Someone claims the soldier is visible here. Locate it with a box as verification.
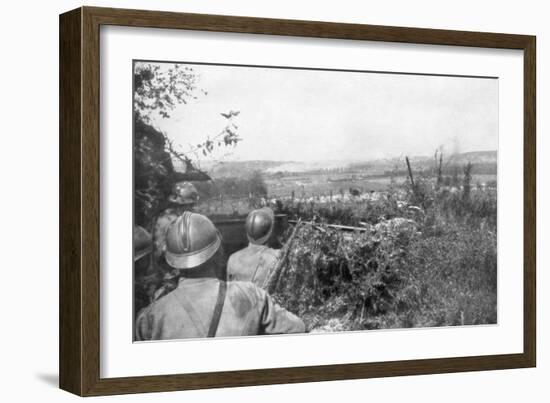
[134,225,153,273]
[133,225,158,316]
[227,208,280,287]
[153,181,200,264]
[135,212,305,340]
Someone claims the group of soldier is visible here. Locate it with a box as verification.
[134,181,306,340]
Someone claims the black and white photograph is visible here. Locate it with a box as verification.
[133,60,498,341]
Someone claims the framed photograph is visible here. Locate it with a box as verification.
[59,6,536,396]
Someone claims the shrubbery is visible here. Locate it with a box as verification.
[271,177,497,331]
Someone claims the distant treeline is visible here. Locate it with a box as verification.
[383,162,497,178]
[268,167,360,178]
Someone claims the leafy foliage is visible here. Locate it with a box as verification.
[273,223,409,330]
[133,62,242,226]
[134,63,200,121]
[134,116,175,225]
[271,169,497,332]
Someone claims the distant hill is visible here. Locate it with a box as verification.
[176,151,497,178]
[176,160,284,178]
[439,150,496,164]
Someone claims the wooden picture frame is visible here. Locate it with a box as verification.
[59,6,536,396]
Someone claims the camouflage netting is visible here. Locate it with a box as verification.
[271,219,418,332]
[272,210,496,332]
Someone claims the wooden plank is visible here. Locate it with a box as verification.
[81,6,102,395]
[83,6,533,49]
[523,36,537,367]
[289,219,369,232]
[59,7,82,396]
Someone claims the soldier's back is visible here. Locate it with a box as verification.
[227,244,280,287]
[135,277,304,340]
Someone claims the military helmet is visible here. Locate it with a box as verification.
[165,212,222,269]
[168,181,199,206]
[134,225,152,261]
[245,208,275,245]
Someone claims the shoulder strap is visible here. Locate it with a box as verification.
[207,280,227,337]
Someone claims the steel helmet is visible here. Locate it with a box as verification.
[165,212,222,269]
[168,182,199,205]
[245,208,275,245]
[134,225,152,261]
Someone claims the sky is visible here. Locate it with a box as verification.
[144,61,498,163]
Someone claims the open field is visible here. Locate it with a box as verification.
[196,170,497,218]
[265,173,497,199]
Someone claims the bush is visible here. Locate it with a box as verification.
[272,217,412,331]
[271,173,497,332]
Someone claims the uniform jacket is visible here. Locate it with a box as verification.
[135,277,305,340]
[227,244,281,287]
